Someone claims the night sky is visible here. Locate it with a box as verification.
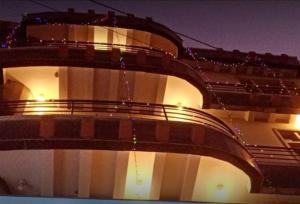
[1,0,300,58]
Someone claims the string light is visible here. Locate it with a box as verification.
[186,47,247,143]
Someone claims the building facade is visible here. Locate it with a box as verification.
[0,9,299,203]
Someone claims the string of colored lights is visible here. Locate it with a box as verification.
[2,5,298,148]
[2,14,296,145]
[112,14,140,185]
[54,0,288,191]
[1,24,21,48]
[186,47,244,141]
[2,4,296,192]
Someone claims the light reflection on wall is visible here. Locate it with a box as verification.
[192,156,251,203]
[163,76,203,110]
[4,66,59,100]
[27,25,178,56]
[124,151,155,200]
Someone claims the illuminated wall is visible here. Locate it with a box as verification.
[124,151,156,200]
[163,76,203,109]
[192,156,251,203]
[4,66,59,100]
[27,25,178,56]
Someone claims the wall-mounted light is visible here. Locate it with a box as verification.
[36,94,46,102]
[177,102,183,111]
[33,94,47,114]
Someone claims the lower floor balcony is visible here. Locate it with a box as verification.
[0,99,267,203]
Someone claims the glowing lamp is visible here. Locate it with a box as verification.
[36,94,46,102]
[177,102,183,111]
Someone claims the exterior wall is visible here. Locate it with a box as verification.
[3,67,202,109]
[206,109,298,147]
[26,25,178,56]
[4,66,59,100]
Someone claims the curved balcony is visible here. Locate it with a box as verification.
[21,11,183,54]
[0,99,263,192]
[0,99,232,136]
[0,41,210,107]
[15,40,170,57]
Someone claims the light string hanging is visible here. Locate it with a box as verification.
[85,0,291,192]
[186,48,295,191]
[186,47,298,145]
[192,50,298,96]
[186,47,244,142]
[3,7,295,145]
[1,3,145,187]
[112,14,141,187]
[30,13,245,143]
[3,2,293,193]
[1,24,21,48]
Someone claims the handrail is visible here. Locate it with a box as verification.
[246,144,300,166]
[12,40,174,58]
[0,99,235,137]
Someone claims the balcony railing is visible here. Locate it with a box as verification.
[246,145,300,166]
[13,40,172,57]
[0,99,234,137]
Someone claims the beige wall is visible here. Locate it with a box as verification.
[27,25,178,56]
[5,150,293,203]
[4,66,59,100]
[206,109,299,147]
[163,76,203,109]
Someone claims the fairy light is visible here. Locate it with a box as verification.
[110,14,141,187]
[2,8,296,194]
[186,47,246,143]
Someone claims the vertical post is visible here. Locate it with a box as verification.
[0,66,3,102]
[71,100,74,115]
[0,66,4,115]
[162,105,168,121]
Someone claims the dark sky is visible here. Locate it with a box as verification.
[1,0,300,58]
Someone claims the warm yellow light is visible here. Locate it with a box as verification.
[177,102,183,111]
[163,76,203,109]
[124,151,155,200]
[33,94,47,115]
[36,94,46,102]
[192,156,250,203]
[295,115,300,128]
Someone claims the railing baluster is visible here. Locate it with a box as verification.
[2,99,239,141]
[162,105,168,121]
[71,101,74,115]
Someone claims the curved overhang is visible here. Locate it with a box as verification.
[18,11,184,55]
[0,46,211,108]
[0,115,263,192]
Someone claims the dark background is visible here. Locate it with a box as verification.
[1,0,299,58]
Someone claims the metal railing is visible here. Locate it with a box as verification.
[14,40,173,58]
[246,145,300,166]
[0,99,234,137]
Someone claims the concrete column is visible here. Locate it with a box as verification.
[150,152,166,199]
[180,155,201,201]
[113,151,130,199]
[0,66,3,102]
[80,118,94,139]
[40,116,55,138]
[119,120,132,140]
[156,121,169,142]
[78,150,92,198]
